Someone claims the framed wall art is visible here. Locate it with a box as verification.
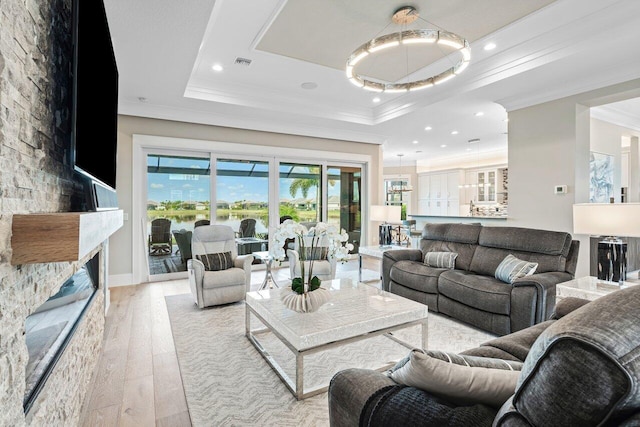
[589,151,614,203]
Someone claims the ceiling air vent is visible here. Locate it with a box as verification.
[234,57,252,67]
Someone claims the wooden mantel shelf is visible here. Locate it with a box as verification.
[11,210,124,265]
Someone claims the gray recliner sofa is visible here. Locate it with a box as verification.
[382,223,579,336]
[329,286,640,426]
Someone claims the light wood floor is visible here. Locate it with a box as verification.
[78,258,381,427]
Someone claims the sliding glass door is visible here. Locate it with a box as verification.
[328,165,362,253]
[141,149,366,281]
[278,162,322,225]
[146,153,211,277]
[216,158,270,255]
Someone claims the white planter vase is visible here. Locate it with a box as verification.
[281,287,331,313]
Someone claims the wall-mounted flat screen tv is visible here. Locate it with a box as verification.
[70,0,119,200]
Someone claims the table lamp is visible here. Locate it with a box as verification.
[371,205,401,247]
[573,203,640,283]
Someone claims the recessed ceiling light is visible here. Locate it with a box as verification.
[484,43,496,51]
[475,112,484,117]
[412,140,419,144]
[424,126,432,131]
[440,144,447,148]
[466,148,472,151]
[451,130,459,135]
[212,64,223,72]
[373,97,381,103]
[301,82,318,90]
[503,118,509,122]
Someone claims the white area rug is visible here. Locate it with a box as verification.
[165,293,495,427]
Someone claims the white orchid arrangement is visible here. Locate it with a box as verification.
[271,220,354,294]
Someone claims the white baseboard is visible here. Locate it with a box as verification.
[108,273,137,287]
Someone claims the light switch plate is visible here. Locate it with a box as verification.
[554,185,567,194]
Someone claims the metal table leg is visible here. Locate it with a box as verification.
[259,258,279,290]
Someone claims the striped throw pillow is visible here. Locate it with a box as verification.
[495,254,538,284]
[197,252,233,271]
[424,252,458,269]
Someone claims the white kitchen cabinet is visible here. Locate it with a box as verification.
[477,169,497,203]
[417,170,462,215]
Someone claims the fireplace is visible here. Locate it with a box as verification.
[23,253,100,413]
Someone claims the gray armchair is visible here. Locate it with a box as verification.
[187,225,252,308]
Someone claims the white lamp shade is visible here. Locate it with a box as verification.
[370,205,401,223]
[573,203,640,237]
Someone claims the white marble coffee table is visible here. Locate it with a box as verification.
[556,276,640,301]
[358,245,413,282]
[245,278,428,400]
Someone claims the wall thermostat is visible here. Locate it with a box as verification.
[554,185,568,194]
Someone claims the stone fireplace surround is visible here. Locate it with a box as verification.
[0,0,124,424]
[1,243,108,426]
[1,209,124,425]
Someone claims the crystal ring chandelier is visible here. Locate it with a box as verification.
[346,6,470,93]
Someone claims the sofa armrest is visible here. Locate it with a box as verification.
[328,368,396,427]
[235,254,253,290]
[510,271,574,332]
[381,249,423,291]
[187,258,205,308]
[549,296,591,319]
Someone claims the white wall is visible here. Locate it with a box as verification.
[508,100,591,276]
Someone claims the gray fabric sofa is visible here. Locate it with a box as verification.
[329,286,640,426]
[382,223,580,335]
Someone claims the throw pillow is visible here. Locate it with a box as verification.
[495,254,538,284]
[388,349,522,407]
[424,251,458,269]
[196,252,233,271]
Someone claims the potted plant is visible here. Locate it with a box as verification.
[271,220,353,312]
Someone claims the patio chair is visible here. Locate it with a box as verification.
[148,218,172,255]
[187,225,252,308]
[172,229,193,264]
[237,218,256,238]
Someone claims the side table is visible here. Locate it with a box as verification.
[358,245,413,282]
[556,276,640,301]
[252,251,280,290]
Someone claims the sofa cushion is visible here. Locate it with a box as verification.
[202,267,245,289]
[420,223,481,271]
[424,251,458,269]
[478,226,572,257]
[468,226,571,277]
[439,270,512,315]
[389,260,442,294]
[361,384,497,427]
[500,285,640,426]
[388,349,522,407]
[470,246,565,277]
[421,223,482,244]
[494,254,538,284]
[462,320,555,362]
